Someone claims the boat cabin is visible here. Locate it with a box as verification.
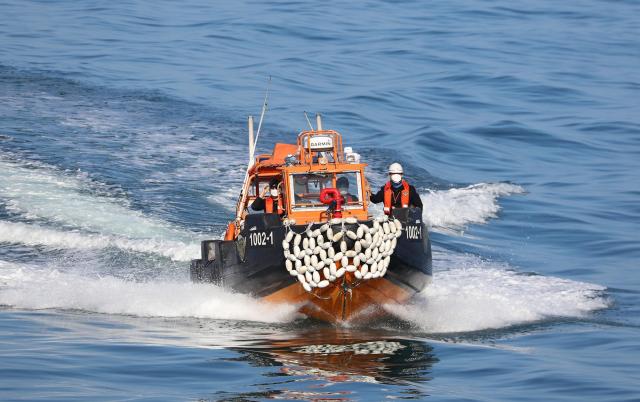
[226,123,370,240]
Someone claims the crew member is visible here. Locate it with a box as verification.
[336,176,358,203]
[251,178,282,214]
[370,163,422,215]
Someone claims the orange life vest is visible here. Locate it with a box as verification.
[383,180,410,215]
[265,195,283,215]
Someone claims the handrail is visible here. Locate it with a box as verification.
[297,130,344,165]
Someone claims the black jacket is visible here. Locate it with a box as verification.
[370,182,423,209]
[251,196,279,212]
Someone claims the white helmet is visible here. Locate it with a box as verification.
[388,162,403,174]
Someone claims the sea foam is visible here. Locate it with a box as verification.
[0,260,299,323]
[0,156,193,241]
[384,251,609,333]
[0,221,199,261]
[0,254,608,332]
[421,183,525,231]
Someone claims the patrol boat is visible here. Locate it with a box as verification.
[190,114,432,323]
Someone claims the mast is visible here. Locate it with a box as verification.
[248,115,254,164]
[236,79,270,221]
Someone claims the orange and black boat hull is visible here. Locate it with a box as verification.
[191,208,431,324]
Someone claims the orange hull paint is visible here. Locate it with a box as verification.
[262,273,413,323]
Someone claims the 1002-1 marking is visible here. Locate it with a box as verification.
[405,225,422,240]
[248,231,274,247]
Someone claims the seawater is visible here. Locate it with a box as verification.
[1,1,638,400]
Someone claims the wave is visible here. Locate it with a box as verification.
[207,187,241,212]
[421,183,524,231]
[0,260,299,323]
[0,154,523,259]
[1,251,608,333]
[0,155,195,242]
[0,221,199,261]
[385,252,609,333]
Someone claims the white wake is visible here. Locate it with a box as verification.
[0,155,208,261]
[2,154,607,332]
[0,261,299,323]
[0,221,199,261]
[384,252,609,333]
[0,253,609,331]
[0,156,193,242]
[421,183,524,231]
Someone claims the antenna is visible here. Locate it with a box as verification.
[237,77,271,221]
[250,76,271,166]
[248,116,254,164]
[304,111,314,130]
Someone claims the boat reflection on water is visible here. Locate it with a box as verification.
[226,327,438,400]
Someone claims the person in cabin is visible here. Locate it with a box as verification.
[251,178,282,214]
[336,176,359,203]
[370,162,422,214]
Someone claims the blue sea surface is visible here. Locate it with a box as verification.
[1,1,639,400]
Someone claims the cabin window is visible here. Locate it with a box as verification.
[335,172,361,205]
[246,179,262,213]
[290,173,331,207]
[289,171,363,210]
[247,178,283,213]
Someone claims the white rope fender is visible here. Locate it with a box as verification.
[282,215,403,292]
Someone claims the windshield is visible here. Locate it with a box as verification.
[291,173,331,206]
[289,171,362,209]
